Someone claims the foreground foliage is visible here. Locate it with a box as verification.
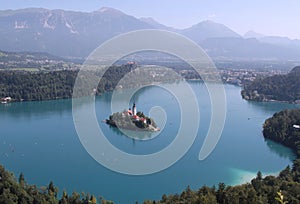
[0,165,104,204]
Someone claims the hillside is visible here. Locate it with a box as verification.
[0,63,182,102]
[0,64,135,101]
[0,7,153,57]
[241,66,300,102]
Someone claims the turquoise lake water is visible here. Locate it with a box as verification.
[0,82,298,203]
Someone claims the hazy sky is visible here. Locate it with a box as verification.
[1,0,299,39]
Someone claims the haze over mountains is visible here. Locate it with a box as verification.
[1,7,300,60]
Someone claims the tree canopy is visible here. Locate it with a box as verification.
[241,66,300,102]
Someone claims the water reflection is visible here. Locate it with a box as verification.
[246,100,300,115]
[0,99,72,119]
[108,125,157,140]
[265,139,296,161]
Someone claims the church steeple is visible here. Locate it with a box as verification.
[132,102,137,116]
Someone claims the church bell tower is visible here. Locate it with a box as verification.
[132,102,137,116]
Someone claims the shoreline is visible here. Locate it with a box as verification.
[228,167,281,186]
[105,119,160,132]
[243,97,300,104]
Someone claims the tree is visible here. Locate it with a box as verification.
[48,181,58,198]
[216,182,226,203]
[90,195,97,204]
[18,172,25,187]
[257,171,262,180]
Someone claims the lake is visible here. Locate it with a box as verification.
[0,82,298,203]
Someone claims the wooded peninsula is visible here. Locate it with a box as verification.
[242,66,300,103]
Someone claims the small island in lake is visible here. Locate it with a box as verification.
[105,102,160,132]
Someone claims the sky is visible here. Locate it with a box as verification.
[0,0,299,39]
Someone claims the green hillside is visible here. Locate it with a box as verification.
[242,66,300,103]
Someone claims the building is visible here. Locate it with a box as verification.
[132,102,137,116]
[1,97,12,104]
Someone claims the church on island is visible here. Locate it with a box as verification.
[123,102,147,124]
[105,102,159,132]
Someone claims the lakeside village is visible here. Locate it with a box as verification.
[105,102,160,132]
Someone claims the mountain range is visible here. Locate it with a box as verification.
[1,7,300,60]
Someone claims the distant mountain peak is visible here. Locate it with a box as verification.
[244,30,265,39]
[96,7,125,15]
[182,20,241,42]
[140,17,157,24]
[193,20,223,27]
[199,19,216,24]
[139,17,175,30]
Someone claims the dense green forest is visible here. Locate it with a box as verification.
[0,70,78,101]
[0,64,134,101]
[2,109,300,203]
[241,66,300,102]
[0,63,182,102]
[263,109,300,157]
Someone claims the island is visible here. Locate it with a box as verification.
[105,102,160,132]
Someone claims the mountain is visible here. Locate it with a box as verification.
[200,37,300,60]
[181,20,241,43]
[244,30,265,39]
[139,17,176,31]
[0,7,300,61]
[0,7,153,57]
[259,36,300,50]
[260,36,293,46]
[244,30,300,48]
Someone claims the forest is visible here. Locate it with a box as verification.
[263,109,300,157]
[0,64,134,101]
[241,66,300,103]
[0,63,182,102]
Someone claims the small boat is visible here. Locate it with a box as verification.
[293,125,300,129]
